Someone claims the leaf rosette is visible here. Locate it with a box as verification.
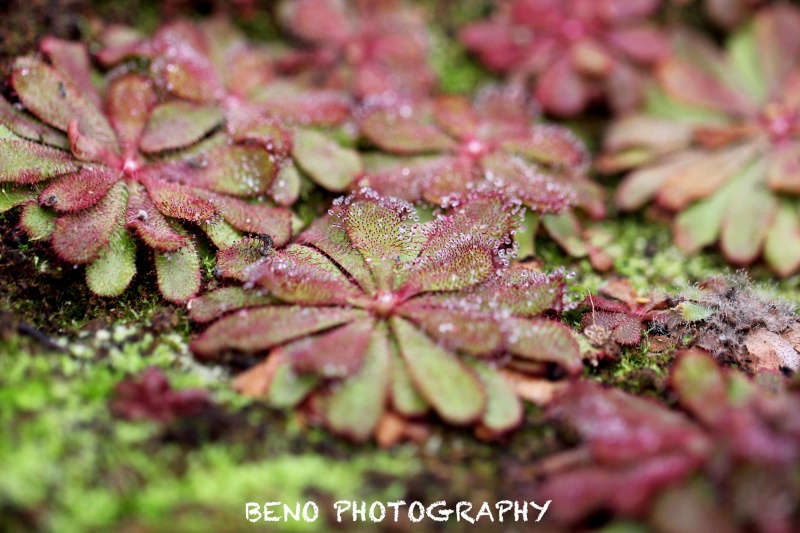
[276,0,436,99]
[0,38,292,302]
[189,190,582,440]
[98,18,364,200]
[600,5,800,276]
[461,0,669,116]
[355,87,604,259]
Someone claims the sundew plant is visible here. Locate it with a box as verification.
[2,1,800,532]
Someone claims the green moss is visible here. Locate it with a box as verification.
[0,332,420,533]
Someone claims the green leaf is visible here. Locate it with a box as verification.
[679,302,715,322]
[19,202,56,240]
[200,219,242,249]
[0,139,78,184]
[391,317,485,425]
[140,101,224,153]
[292,128,362,191]
[514,209,539,260]
[86,225,136,296]
[764,202,800,277]
[323,323,391,441]
[470,361,522,433]
[0,185,36,213]
[155,238,201,304]
[268,367,318,408]
[727,25,766,104]
[389,342,428,416]
[542,211,587,257]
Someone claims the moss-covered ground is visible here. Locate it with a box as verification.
[2,2,799,532]
[5,208,797,532]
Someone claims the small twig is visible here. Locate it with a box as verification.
[16,322,70,354]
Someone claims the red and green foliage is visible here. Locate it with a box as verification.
[0,37,293,302]
[276,0,436,99]
[531,349,800,530]
[461,0,669,116]
[110,367,212,423]
[580,278,670,352]
[601,5,800,276]
[356,87,604,259]
[188,191,581,440]
[98,18,363,197]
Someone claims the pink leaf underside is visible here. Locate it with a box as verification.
[460,20,528,72]
[0,96,68,149]
[155,144,277,197]
[107,74,157,150]
[606,25,670,65]
[536,453,703,524]
[191,305,367,358]
[294,214,377,295]
[139,101,224,153]
[50,180,127,264]
[40,38,102,109]
[549,381,710,464]
[221,45,276,99]
[284,317,375,377]
[210,195,293,246]
[39,166,120,212]
[657,59,754,116]
[0,139,79,184]
[146,22,226,102]
[125,180,186,252]
[250,245,365,306]
[535,57,590,117]
[226,111,292,156]
[361,108,457,155]
[11,57,117,153]
[249,82,351,126]
[754,6,800,97]
[140,174,218,223]
[188,287,275,324]
[281,0,351,44]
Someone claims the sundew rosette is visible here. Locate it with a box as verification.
[0,38,293,302]
[98,18,365,201]
[355,87,604,262]
[188,190,581,440]
[600,5,800,276]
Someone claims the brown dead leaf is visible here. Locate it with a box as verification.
[375,412,429,448]
[499,369,567,405]
[744,328,800,373]
[232,353,284,396]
